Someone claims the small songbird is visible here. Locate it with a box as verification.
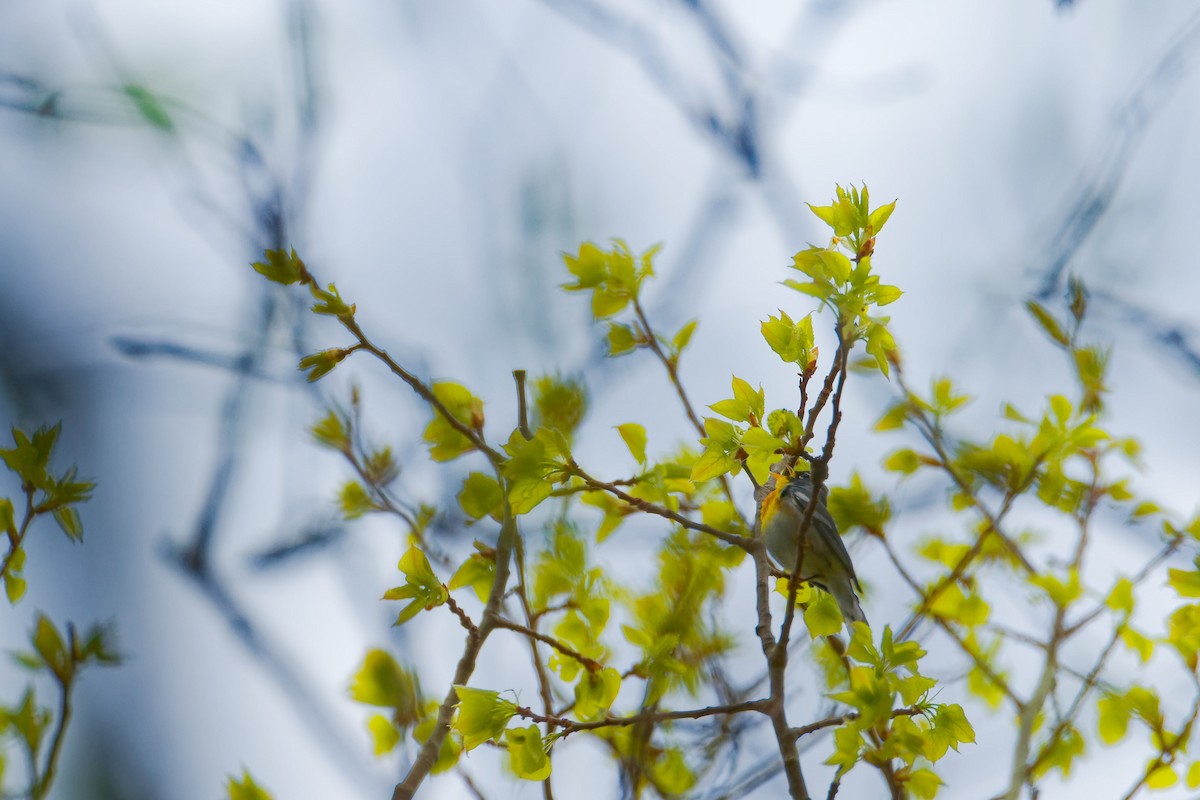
[761,471,867,628]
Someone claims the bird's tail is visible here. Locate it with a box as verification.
[829,583,868,630]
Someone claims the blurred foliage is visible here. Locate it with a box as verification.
[1,425,119,800]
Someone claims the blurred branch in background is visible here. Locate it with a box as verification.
[1031,10,1200,378]
[536,0,857,322]
[2,0,394,794]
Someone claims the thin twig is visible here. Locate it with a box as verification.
[445,595,478,634]
[494,617,603,672]
[31,675,74,800]
[790,706,924,740]
[513,698,768,735]
[514,370,533,441]
[569,461,751,551]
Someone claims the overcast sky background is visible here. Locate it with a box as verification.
[2,1,1200,798]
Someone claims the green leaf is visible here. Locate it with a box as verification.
[875,403,909,431]
[792,247,853,283]
[251,248,306,285]
[873,284,903,306]
[933,704,975,752]
[310,410,350,451]
[1030,725,1084,780]
[53,506,83,542]
[501,431,564,515]
[532,375,589,440]
[868,200,897,234]
[803,589,844,638]
[76,622,121,666]
[383,547,448,625]
[422,383,484,462]
[309,282,354,317]
[672,319,698,353]
[413,713,463,773]
[606,322,640,356]
[458,473,504,521]
[1097,694,1130,745]
[1106,578,1134,615]
[1,424,59,490]
[766,409,805,442]
[506,724,552,781]
[227,769,274,800]
[826,725,863,774]
[562,242,607,289]
[1030,569,1081,608]
[298,349,347,382]
[740,426,784,484]
[32,615,69,681]
[454,686,516,751]
[1168,568,1200,598]
[1049,394,1072,424]
[1121,626,1154,663]
[5,573,27,604]
[367,714,401,756]
[574,667,621,721]
[591,287,629,318]
[883,448,922,475]
[690,446,739,483]
[761,311,815,365]
[448,549,496,603]
[1186,761,1200,789]
[967,663,1006,710]
[1026,300,1069,346]
[348,649,421,726]
[865,323,897,377]
[1146,764,1178,790]
[0,497,13,532]
[6,688,50,755]
[807,198,858,237]
[616,423,648,465]
[650,749,696,795]
[339,481,372,519]
[896,671,937,707]
[905,768,943,800]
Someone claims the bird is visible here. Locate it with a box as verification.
[760,471,867,629]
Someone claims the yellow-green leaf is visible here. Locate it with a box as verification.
[454,686,517,751]
[1186,760,1200,789]
[1121,626,1154,663]
[449,551,496,603]
[1026,300,1069,346]
[905,768,943,800]
[384,547,448,625]
[423,383,484,462]
[506,724,552,781]
[651,749,696,794]
[574,667,621,721]
[690,446,739,483]
[227,770,274,800]
[1097,694,1130,745]
[1106,578,1134,615]
[349,649,421,718]
[367,714,402,756]
[616,423,648,465]
[1146,764,1178,790]
[804,589,844,638]
[1168,568,1200,598]
[458,473,503,521]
